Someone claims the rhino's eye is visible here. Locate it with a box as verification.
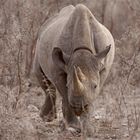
[94,85,97,89]
[92,83,97,89]
[90,82,97,89]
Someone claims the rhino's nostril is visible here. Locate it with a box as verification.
[84,104,88,109]
[70,103,88,110]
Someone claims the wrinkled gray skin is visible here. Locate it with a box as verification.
[33,4,115,136]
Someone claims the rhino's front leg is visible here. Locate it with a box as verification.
[80,112,94,138]
[54,74,80,133]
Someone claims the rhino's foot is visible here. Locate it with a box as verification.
[67,122,94,137]
[41,113,57,122]
[60,120,81,137]
[59,121,81,137]
[40,109,57,122]
[67,126,81,137]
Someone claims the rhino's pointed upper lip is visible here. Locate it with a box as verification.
[70,103,89,116]
[70,102,89,109]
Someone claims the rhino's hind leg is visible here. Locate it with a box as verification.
[40,79,57,122]
[36,66,57,122]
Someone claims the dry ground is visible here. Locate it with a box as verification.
[0,75,140,140]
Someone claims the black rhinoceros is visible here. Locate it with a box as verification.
[33,4,115,136]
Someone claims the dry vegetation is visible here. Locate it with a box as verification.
[0,0,140,140]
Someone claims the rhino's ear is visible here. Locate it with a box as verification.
[52,47,69,71]
[95,44,111,60]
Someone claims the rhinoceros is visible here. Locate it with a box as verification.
[33,4,115,135]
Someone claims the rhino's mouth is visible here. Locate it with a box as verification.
[70,104,88,116]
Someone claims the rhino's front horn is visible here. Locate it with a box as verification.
[73,66,85,94]
[76,66,86,81]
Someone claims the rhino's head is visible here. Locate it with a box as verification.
[52,45,111,116]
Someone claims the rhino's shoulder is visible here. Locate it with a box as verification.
[37,15,58,39]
